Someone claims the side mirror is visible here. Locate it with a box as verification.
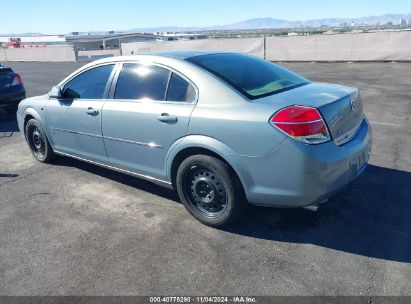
[49,86,63,99]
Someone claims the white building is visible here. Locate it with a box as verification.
[152,32,207,41]
[0,35,66,47]
[65,32,158,50]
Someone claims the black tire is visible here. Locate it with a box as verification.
[25,119,55,163]
[176,154,247,227]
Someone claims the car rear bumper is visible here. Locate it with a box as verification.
[242,117,372,208]
[0,86,26,108]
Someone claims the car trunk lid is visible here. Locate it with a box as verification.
[258,82,364,145]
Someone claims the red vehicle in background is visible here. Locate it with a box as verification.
[7,38,21,48]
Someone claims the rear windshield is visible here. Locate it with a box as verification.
[0,67,12,73]
[186,53,309,99]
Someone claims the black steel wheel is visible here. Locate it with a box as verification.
[176,154,247,227]
[186,166,228,218]
[25,119,55,163]
[30,126,46,158]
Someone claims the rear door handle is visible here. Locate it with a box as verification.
[157,113,178,123]
[86,107,99,116]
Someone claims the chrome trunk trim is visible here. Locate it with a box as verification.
[333,117,364,146]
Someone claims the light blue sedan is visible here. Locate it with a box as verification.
[17,52,372,227]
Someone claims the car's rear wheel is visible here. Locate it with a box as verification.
[176,154,247,227]
[25,119,55,163]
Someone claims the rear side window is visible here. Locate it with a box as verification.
[115,64,170,100]
[63,64,114,99]
[166,73,196,102]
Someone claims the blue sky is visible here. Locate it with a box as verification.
[2,0,411,34]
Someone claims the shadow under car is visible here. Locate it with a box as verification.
[50,156,411,264]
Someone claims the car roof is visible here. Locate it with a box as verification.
[0,64,12,72]
[60,51,238,87]
[89,51,236,66]
[148,51,233,60]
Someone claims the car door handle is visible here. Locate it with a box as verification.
[157,113,178,123]
[86,107,99,116]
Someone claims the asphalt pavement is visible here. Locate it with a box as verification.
[0,61,410,296]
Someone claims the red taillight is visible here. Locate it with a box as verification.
[270,105,330,144]
[11,74,23,86]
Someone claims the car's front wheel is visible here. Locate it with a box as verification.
[176,154,247,227]
[25,119,55,163]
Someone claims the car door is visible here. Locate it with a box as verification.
[102,62,197,181]
[46,63,116,164]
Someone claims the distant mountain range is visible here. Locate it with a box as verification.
[215,14,411,30]
[128,13,411,32]
[1,13,410,36]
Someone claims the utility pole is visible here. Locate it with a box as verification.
[264,34,267,60]
[2,47,7,62]
[119,38,122,56]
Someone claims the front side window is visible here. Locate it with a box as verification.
[115,64,171,100]
[63,64,114,99]
[186,53,309,99]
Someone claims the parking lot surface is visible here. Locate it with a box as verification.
[0,62,410,295]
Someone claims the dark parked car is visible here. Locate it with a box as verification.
[0,64,26,114]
